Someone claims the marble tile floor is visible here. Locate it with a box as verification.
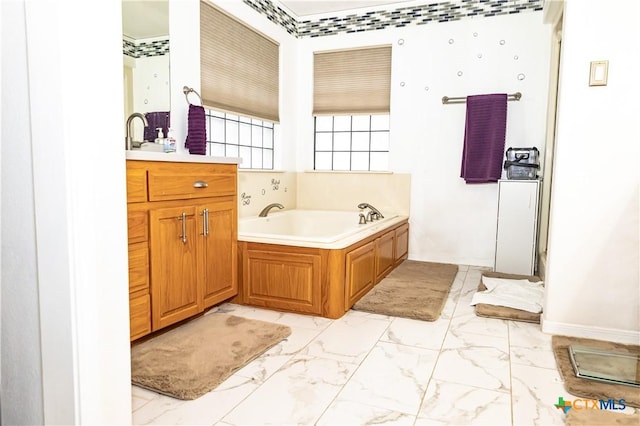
[131,265,633,425]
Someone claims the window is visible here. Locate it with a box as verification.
[313,45,391,171]
[200,1,280,168]
[314,115,389,171]
[206,109,274,170]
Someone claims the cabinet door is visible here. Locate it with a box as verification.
[394,223,409,264]
[149,205,202,330]
[243,249,322,315]
[200,199,238,308]
[375,231,395,282]
[495,180,539,275]
[345,241,376,307]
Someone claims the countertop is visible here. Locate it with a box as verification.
[126,150,242,165]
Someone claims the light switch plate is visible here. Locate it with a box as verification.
[589,60,609,86]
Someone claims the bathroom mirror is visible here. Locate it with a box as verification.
[122,0,170,142]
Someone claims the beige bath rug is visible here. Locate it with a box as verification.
[566,408,640,426]
[474,271,542,323]
[352,260,458,321]
[552,335,640,408]
[131,313,291,400]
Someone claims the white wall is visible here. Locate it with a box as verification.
[1,0,132,423]
[1,2,44,423]
[172,3,551,267]
[297,13,552,266]
[543,0,640,343]
[237,171,298,217]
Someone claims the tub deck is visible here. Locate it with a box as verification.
[235,216,409,319]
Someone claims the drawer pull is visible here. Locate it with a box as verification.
[193,180,208,189]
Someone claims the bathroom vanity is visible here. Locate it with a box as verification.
[125,152,240,341]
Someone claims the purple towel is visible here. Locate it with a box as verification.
[185,104,207,155]
[460,94,508,183]
[143,111,170,142]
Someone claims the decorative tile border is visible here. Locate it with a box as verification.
[123,38,170,58]
[243,0,543,38]
[244,0,298,36]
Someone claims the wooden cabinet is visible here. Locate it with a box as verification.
[394,222,409,264]
[242,247,322,315]
[201,199,237,308]
[149,205,202,330]
[375,230,395,282]
[345,241,377,307]
[126,160,237,340]
[237,219,409,319]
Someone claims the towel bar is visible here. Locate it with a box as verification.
[442,92,522,104]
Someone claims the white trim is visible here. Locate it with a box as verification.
[541,317,640,345]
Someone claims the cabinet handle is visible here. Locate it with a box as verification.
[193,180,208,188]
[201,208,209,236]
[177,212,187,244]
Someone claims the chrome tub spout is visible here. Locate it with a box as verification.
[259,203,284,217]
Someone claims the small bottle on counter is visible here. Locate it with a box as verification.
[155,128,164,144]
[164,128,176,152]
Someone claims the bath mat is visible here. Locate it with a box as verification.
[474,271,542,323]
[131,313,291,400]
[566,408,640,426]
[552,335,640,408]
[352,260,458,321]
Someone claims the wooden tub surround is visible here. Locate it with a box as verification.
[235,219,409,319]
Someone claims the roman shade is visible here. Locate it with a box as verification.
[313,45,392,116]
[200,1,280,123]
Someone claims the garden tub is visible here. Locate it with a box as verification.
[236,209,410,318]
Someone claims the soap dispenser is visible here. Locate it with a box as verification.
[165,127,176,152]
[155,128,164,144]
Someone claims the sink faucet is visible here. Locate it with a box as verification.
[259,203,284,217]
[357,202,384,219]
[125,112,149,150]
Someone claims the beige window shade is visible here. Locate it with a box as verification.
[314,45,391,116]
[200,1,279,123]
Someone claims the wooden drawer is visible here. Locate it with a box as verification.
[128,210,148,244]
[147,162,236,201]
[129,294,151,341]
[126,168,147,203]
[128,241,149,294]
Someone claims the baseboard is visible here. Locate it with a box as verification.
[541,318,640,345]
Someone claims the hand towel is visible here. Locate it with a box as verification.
[143,111,170,142]
[185,104,207,155]
[460,94,508,183]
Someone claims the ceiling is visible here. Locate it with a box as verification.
[278,0,416,17]
[122,1,169,40]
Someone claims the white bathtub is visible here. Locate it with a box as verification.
[238,209,407,249]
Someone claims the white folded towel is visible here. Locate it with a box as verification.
[470,276,544,313]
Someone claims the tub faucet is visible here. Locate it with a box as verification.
[125,112,149,150]
[259,203,284,217]
[357,202,384,220]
